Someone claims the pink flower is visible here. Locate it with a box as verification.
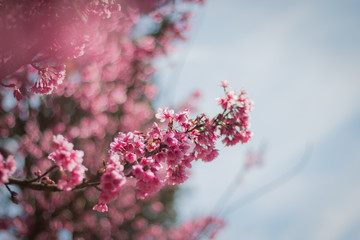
[93,155,127,212]
[92,83,253,211]
[92,203,108,212]
[48,135,87,191]
[136,172,162,199]
[30,65,66,95]
[100,170,125,193]
[126,152,137,163]
[164,131,178,147]
[132,164,144,178]
[220,80,229,88]
[155,108,174,122]
[0,154,17,187]
[168,164,188,185]
[175,109,189,124]
[13,88,23,101]
[216,97,231,109]
[110,132,146,160]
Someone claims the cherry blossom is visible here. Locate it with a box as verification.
[91,83,253,211]
[48,135,87,191]
[0,0,257,239]
[0,154,17,187]
[155,107,175,122]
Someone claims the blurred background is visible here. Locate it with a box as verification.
[155,0,360,239]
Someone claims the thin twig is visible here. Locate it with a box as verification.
[4,183,12,195]
[193,146,311,240]
[222,147,312,217]
[27,165,59,183]
[8,178,61,192]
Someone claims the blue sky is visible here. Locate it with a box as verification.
[156,0,360,239]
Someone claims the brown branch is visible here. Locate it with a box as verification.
[8,177,61,192]
[73,178,101,191]
[7,176,103,192]
[4,184,19,204]
[5,115,227,194]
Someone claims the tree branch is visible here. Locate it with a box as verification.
[27,165,59,183]
[8,177,61,192]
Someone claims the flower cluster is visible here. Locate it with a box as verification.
[93,83,253,211]
[0,154,17,187]
[0,0,258,238]
[93,154,126,212]
[216,80,254,146]
[29,64,66,95]
[0,0,123,97]
[48,135,87,191]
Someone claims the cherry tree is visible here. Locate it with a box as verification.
[0,1,252,239]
